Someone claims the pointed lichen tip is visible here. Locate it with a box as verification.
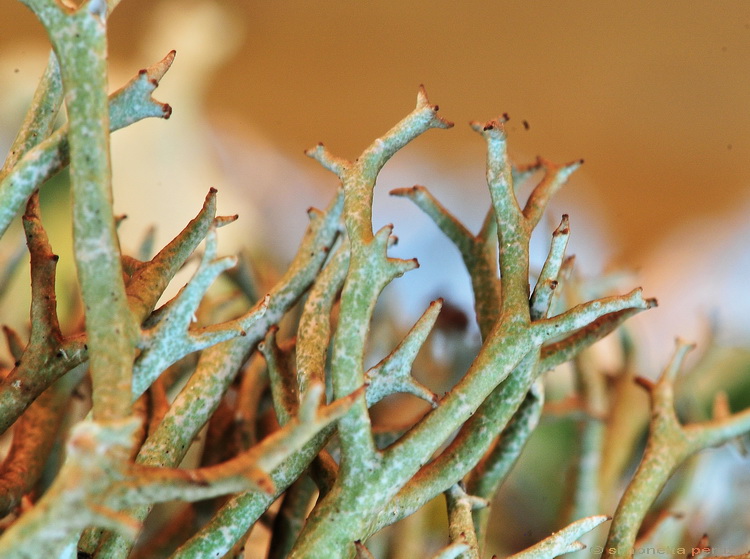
[634,375,655,392]
[304,143,324,157]
[471,115,508,135]
[553,214,570,235]
[417,84,429,106]
[148,50,177,83]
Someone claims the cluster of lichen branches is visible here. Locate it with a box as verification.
[1,1,750,559]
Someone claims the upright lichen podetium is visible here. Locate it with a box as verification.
[20,0,137,422]
[289,90,652,558]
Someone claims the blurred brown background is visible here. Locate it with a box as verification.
[4,1,750,262]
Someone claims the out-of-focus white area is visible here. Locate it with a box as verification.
[632,198,750,371]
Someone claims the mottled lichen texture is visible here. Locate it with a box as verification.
[1,2,749,559]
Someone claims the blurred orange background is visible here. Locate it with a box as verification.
[4,1,750,259]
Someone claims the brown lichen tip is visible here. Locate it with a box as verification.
[304,144,321,158]
[147,50,177,83]
[471,115,509,134]
[417,84,430,106]
[634,376,655,392]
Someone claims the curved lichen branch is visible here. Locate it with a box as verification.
[126,188,220,321]
[108,50,174,128]
[390,186,475,257]
[391,185,501,336]
[605,339,750,557]
[466,379,545,544]
[309,86,453,244]
[470,116,529,315]
[0,50,62,182]
[537,304,655,374]
[95,192,344,558]
[531,288,652,344]
[0,50,176,241]
[260,326,298,425]
[361,86,453,177]
[445,483,488,559]
[305,143,350,177]
[302,88,452,483]
[114,383,358,507]
[530,214,570,320]
[0,194,82,517]
[506,515,611,559]
[522,157,583,229]
[364,299,441,408]
[296,236,350,396]
[0,193,86,435]
[132,224,270,398]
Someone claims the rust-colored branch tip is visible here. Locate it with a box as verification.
[147,50,177,83]
[634,376,655,392]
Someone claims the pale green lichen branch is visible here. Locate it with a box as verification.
[364,298,441,408]
[530,214,570,320]
[131,224,270,398]
[445,483,489,559]
[21,0,137,421]
[506,515,611,559]
[296,236,350,395]
[0,50,62,181]
[604,339,750,557]
[0,50,174,240]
